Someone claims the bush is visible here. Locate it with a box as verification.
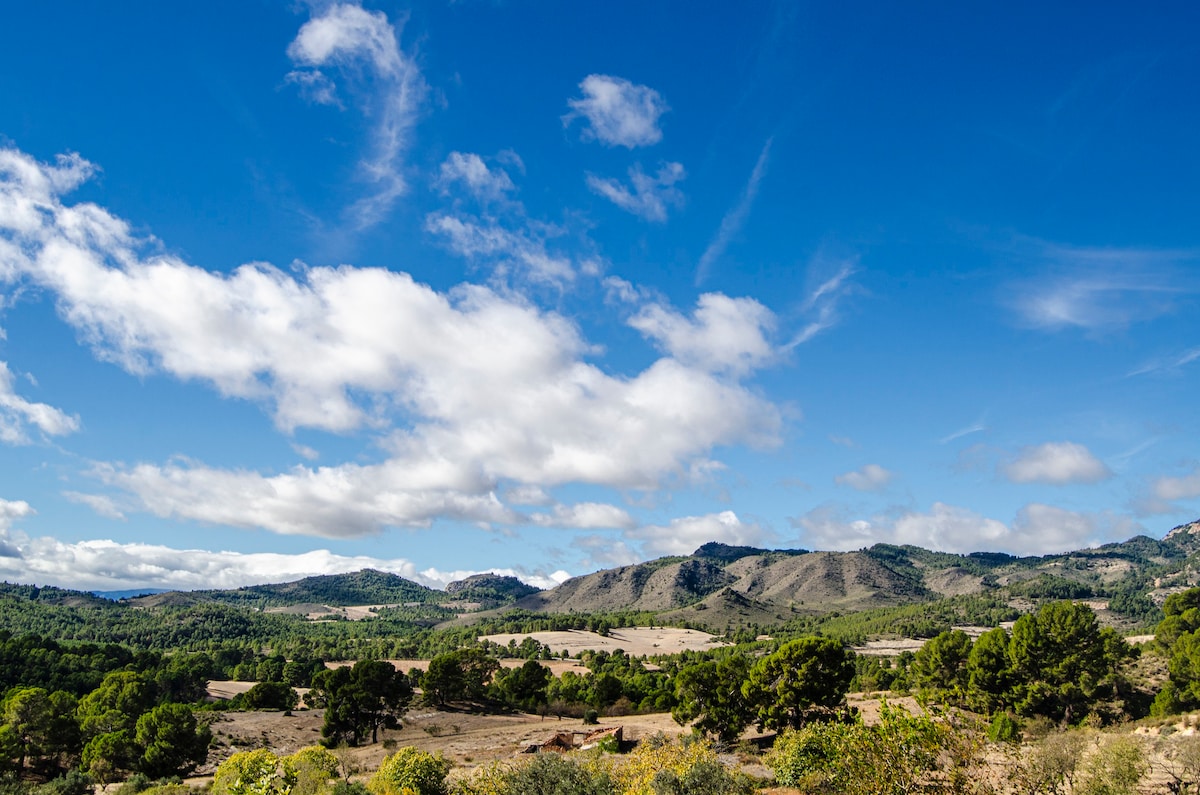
[368,747,451,795]
[330,783,370,795]
[1153,683,1184,717]
[213,749,284,795]
[239,682,299,712]
[139,785,195,795]
[1014,730,1089,795]
[492,754,613,795]
[34,771,93,795]
[614,737,743,795]
[285,746,341,795]
[583,709,600,725]
[648,759,753,795]
[988,712,1021,743]
[1078,736,1146,795]
[767,703,987,794]
[115,773,154,795]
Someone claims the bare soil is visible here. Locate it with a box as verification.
[199,706,690,782]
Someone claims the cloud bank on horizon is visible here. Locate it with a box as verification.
[0,1,1196,592]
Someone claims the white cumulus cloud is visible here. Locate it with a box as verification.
[0,361,79,443]
[0,147,781,539]
[630,293,775,376]
[436,152,516,203]
[1002,441,1112,485]
[1155,468,1200,501]
[628,510,767,557]
[564,75,668,148]
[0,526,567,592]
[792,501,1137,556]
[531,502,636,530]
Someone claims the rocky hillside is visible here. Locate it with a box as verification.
[500,524,1199,627]
[513,546,927,619]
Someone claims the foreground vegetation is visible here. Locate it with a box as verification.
[0,524,1199,793]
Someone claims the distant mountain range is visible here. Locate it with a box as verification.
[502,523,1200,627]
[5,518,1199,633]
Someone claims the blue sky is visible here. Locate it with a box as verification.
[0,1,1197,592]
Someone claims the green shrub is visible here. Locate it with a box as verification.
[988,712,1021,743]
[767,703,987,794]
[1153,683,1184,717]
[495,754,613,795]
[34,771,93,795]
[648,759,753,795]
[368,747,451,795]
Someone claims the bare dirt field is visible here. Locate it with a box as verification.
[196,693,1200,794]
[199,706,690,780]
[479,627,728,656]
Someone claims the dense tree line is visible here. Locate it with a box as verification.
[909,601,1135,723]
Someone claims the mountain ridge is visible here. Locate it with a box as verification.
[2,522,1194,632]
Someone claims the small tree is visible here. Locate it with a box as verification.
[671,655,751,743]
[422,649,498,707]
[911,630,972,704]
[134,703,211,779]
[742,637,854,731]
[310,661,412,747]
[240,682,300,711]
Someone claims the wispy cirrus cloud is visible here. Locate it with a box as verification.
[1005,239,1199,333]
[586,161,686,223]
[785,254,859,348]
[695,138,772,286]
[1127,346,1200,377]
[286,2,427,230]
[940,417,988,445]
[564,75,668,148]
[424,212,577,285]
[427,150,599,285]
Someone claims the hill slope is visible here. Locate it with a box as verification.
[499,526,1199,629]
[126,568,445,609]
